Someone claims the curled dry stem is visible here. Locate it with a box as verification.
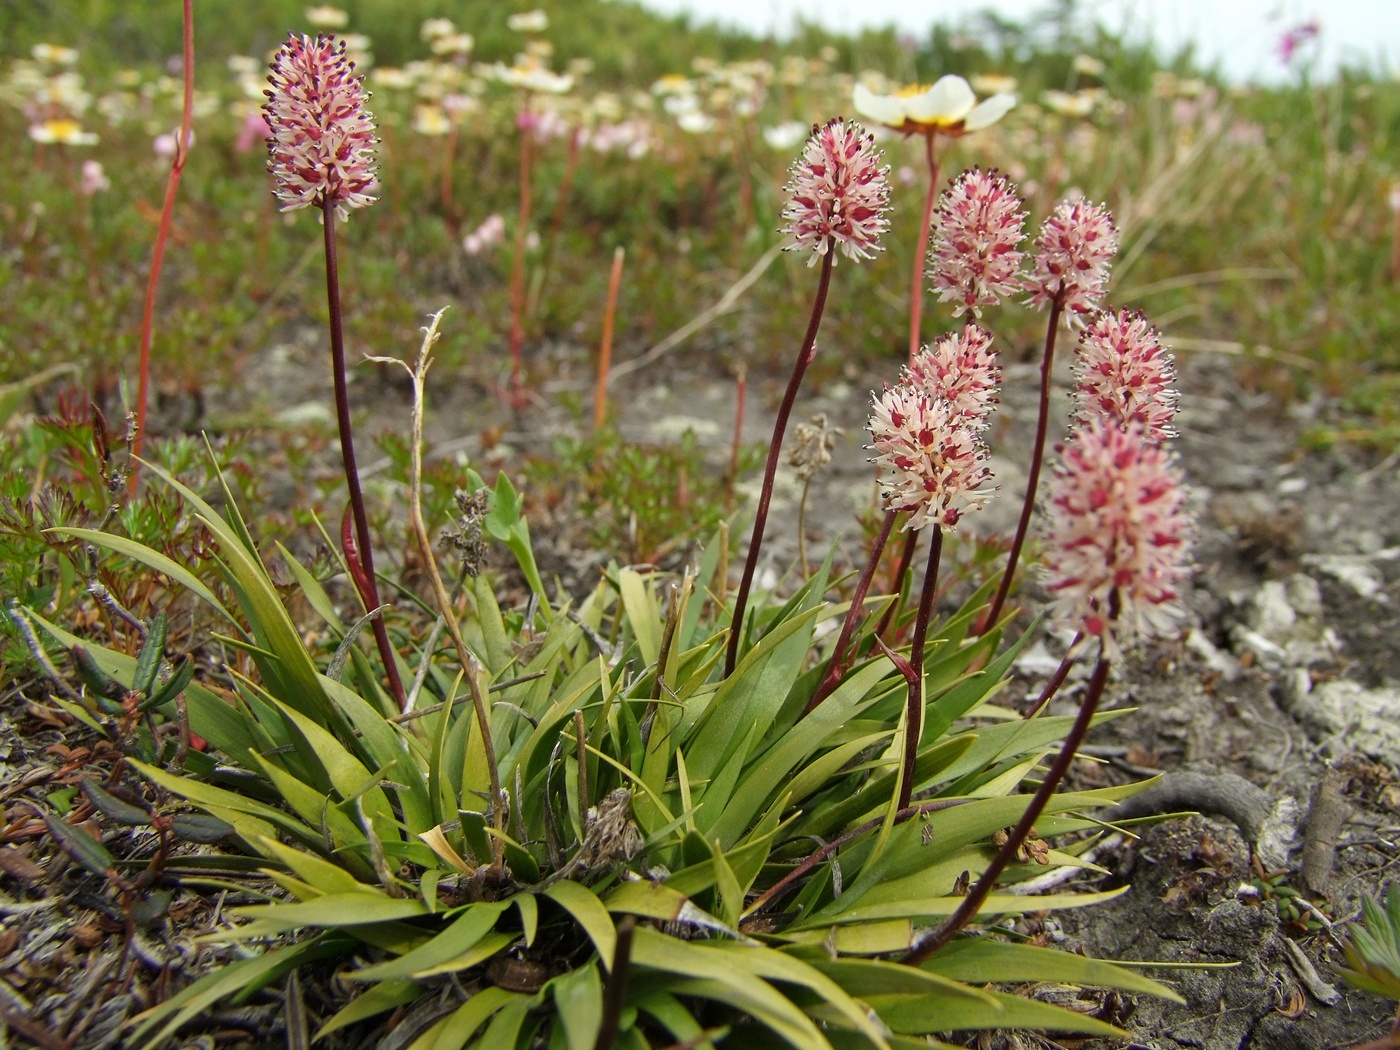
[372,308,506,869]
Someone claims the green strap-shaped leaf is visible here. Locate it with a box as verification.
[228,892,429,936]
[351,900,512,981]
[917,937,1185,1003]
[549,963,603,1050]
[314,979,422,1041]
[543,880,617,966]
[868,986,1126,1036]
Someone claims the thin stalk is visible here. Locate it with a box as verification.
[805,508,897,715]
[397,311,506,867]
[724,366,747,513]
[594,916,635,1050]
[593,246,625,431]
[981,295,1065,633]
[724,249,834,677]
[907,132,941,364]
[874,526,919,640]
[322,205,406,710]
[1024,633,1082,719]
[898,528,944,811]
[905,648,1110,964]
[129,0,193,495]
[507,103,534,404]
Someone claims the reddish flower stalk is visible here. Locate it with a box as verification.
[724,119,890,677]
[507,103,534,405]
[898,526,944,810]
[264,33,405,709]
[981,199,1118,633]
[908,133,940,363]
[129,0,194,495]
[593,246,625,431]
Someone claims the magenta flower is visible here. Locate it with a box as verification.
[869,384,994,532]
[1073,308,1179,442]
[1041,419,1193,661]
[264,33,378,221]
[782,118,891,266]
[928,167,1027,317]
[905,323,1001,427]
[1025,199,1117,315]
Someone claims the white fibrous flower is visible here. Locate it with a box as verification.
[781,117,891,266]
[906,324,1001,428]
[1041,418,1193,662]
[869,384,995,532]
[264,33,378,221]
[1073,308,1179,442]
[928,167,1027,317]
[1025,198,1117,315]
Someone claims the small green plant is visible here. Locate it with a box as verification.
[1340,884,1400,1001]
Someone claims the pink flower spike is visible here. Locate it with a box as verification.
[1073,308,1179,442]
[928,167,1027,317]
[264,33,378,221]
[1025,198,1118,315]
[1040,419,1193,663]
[906,323,1001,427]
[782,118,891,266]
[869,383,995,533]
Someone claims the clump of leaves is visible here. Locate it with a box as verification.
[1339,883,1400,1002]
[23,450,1183,1050]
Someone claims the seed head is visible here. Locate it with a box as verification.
[906,323,1001,428]
[1025,199,1117,315]
[264,33,378,221]
[1073,308,1179,442]
[782,118,891,266]
[928,168,1027,317]
[869,383,994,533]
[1041,419,1193,662]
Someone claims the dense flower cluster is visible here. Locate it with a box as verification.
[1025,199,1118,315]
[1073,309,1179,441]
[928,168,1027,317]
[781,118,891,266]
[1040,419,1193,661]
[264,33,378,220]
[906,324,1001,427]
[869,383,994,532]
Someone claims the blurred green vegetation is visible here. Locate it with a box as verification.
[4,0,1400,447]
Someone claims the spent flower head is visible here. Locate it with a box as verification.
[906,324,1001,427]
[928,167,1027,317]
[264,33,378,221]
[781,117,891,266]
[869,384,994,532]
[1025,198,1118,315]
[1073,308,1179,442]
[1041,418,1193,662]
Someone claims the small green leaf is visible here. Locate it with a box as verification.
[42,810,114,877]
[314,979,422,1041]
[550,963,603,1050]
[543,880,616,966]
[81,779,150,826]
[141,654,196,711]
[133,612,167,697]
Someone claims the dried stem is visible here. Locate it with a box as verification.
[322,205,406,710]
[805,508,897,715]
[129,0,194,495]
[595,916,635,1050]
[906,647,1109,964]
[392,309,506,868]
[593,246,626,431]
[981,295,1065,633]
[725,249,834,677]
[899,528,944,810]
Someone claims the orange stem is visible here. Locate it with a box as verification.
[593,246,625,431]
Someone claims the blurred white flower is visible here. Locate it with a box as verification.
[507,10,549,32]
[305,6,349,29]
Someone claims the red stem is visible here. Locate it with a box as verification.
[593,246,625,431]
[981,295,1065,633]
[874,526,919,640]
[907,133,941,364]
[129,0,194,495]
[322,206,406,710]
[507,105,533,404]
[724,249,834,677]
[905,648,1109,964]
[805,508,897,715]
[899,528,944,810]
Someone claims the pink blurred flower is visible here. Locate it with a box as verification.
[1041,418,1193,661]
[1025,198,1118,315]
[153,128,195,158]
[235,107,273,154]
[928,167,1027,317]
[1277,19,1321,65]
[1073,308,1179,442]
[263,33,377,221]
[80,159,109,195]
[905,323,1000,427]
[463,213,505,256]
[869,382,995,532]
[781,118,891,266]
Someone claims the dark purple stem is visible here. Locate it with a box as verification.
[1024,632,1082,719]
[899,528,944,810]
[874,526,919,641]
[805,508,897,715]
[981,295,1065,634]
[905,647,1109,965]
[323,206,406,710]
[724,249,834,677]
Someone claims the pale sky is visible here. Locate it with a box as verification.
[631,0,1398,82]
